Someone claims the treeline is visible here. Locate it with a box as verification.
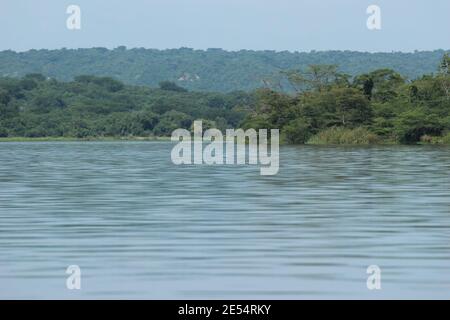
[0,75,252,138]
[242,54,450,144]
[0,47,448,92]
[1,54,449,144]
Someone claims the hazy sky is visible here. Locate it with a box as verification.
[0,0,448,52]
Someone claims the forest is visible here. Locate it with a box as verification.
[0,54,449,144]
[243,54,450,144]
[0,75,251,138]
[0,48,447,92]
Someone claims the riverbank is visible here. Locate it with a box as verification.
[0,136,172,142]
[1,130,450,145]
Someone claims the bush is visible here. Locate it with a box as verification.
[0,126,8,137]
[282,118,312,144]
[153,110,192,136]
[307,127,380,145]
[441,132,450,144]
[419,135,434,144]
[419,132,450,144]
[394,109,443,143]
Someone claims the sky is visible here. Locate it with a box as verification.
[0,0,448,52]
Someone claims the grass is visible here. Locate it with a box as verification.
[440,132,450,144]
[1,131,449,145]
[418,132,450,145]
[307,127,381,145]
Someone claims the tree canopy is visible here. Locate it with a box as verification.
[0,48,448,92]
[242,54,450,144]
[1,54,449,144]
[0,75,252,138]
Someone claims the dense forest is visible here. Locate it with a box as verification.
[0,76,252,138]
[0,54,449,144]
[243,54,450,144]
[0,48,448,92]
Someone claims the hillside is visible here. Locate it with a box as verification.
[0,48,447,92]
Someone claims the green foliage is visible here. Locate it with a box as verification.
[281,65,345,92]
[243,55,450,144]
[154,110,192,136]
[393,108,443,143]
[159,81,188,92]
[282,118,312,144]
[0,48,447,92]
[0,125,8,137]
[332,87,372,126]
[0,75,250,138]
[1,54,449,144]
[307,127,380,145]
[74,75,125,92]
[441,132,450,144]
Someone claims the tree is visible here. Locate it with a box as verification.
[158,81,187,92]
[281,65,343,92]
[438,54,450,99]
[0,125,8,137]
[282,118,312,144]
[153,110,192,136]
[24,73,46,82]
[368,69,405,102]
[353,74,374,100]
[74,75,124,92]
[394,108,443,143]
[251,88,297,129]
[334,88,372,127]
[0,88,10,106]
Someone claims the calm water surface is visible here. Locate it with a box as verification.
[0,142,449,299]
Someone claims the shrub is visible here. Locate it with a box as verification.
[282,118,312,144]
[307,127,380,145]
[0,126,8,137]
[441,132,450,144]
[419,135,434,143]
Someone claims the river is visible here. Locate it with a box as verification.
[1,142,449,299]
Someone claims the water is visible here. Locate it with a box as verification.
[0,142,449,299]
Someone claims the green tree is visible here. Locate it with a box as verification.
[159,81,187,92]
[281,64,343,92]
[333,88,372,127]
[438,53,450,99]
[394,108,443,143]
[282,118,312,144]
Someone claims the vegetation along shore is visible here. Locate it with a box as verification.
[0,52,449,145]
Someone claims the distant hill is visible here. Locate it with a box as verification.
[0,47,447,92]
